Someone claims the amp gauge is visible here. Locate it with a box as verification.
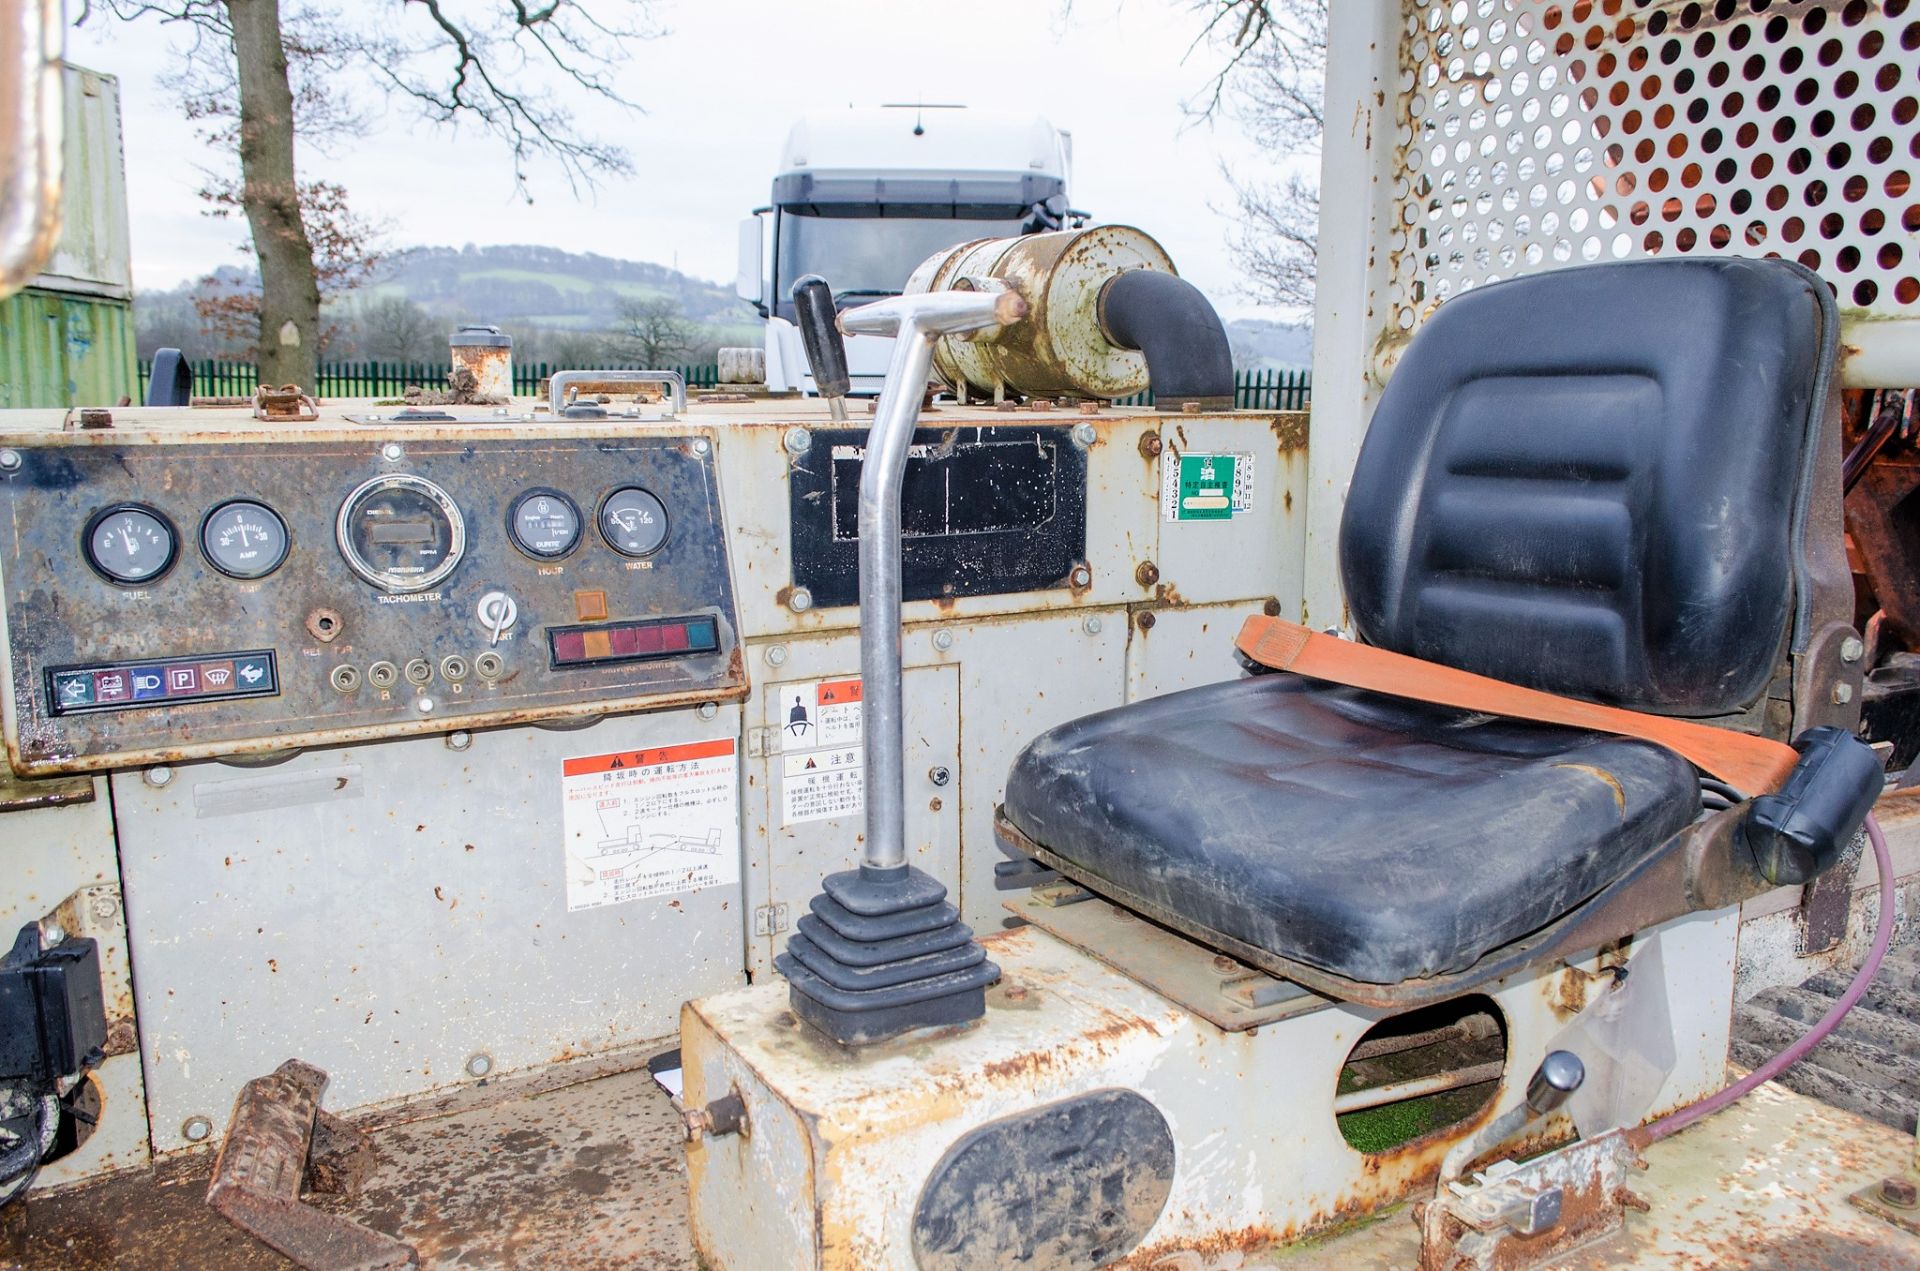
[84,504,178,585]
[508,488,583,559]
[336,473,466,593]
[202,500,291,579]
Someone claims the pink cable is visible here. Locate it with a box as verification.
[1635,810,1896,1146]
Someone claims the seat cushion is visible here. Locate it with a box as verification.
[1002,675,1701,985]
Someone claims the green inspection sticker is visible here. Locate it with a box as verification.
[1162,452,1253,521]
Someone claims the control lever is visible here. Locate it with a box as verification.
[1439,1050,1586,1188]
[790,275,851,421]
[773,285,1028,1046]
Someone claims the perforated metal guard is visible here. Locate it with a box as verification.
[1390,0,1919,336]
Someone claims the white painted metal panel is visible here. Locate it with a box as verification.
[113,708,745,1153]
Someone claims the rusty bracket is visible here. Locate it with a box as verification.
[1415,1129,1644,1271]
[1850,1171,1920,1237]
[206,1059,416,1271]
[252,384,320,423]
[1796,829,1864,955]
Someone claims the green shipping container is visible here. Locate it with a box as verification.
[0,287,137,408]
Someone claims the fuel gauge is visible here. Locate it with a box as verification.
[202,500,291,579]
[84,504,178,585]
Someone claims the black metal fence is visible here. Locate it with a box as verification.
[136,359,723,401]
[136,359,1310,410]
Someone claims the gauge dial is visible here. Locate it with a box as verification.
[84,504,178,585]
[202,500,291,579]
[508,488,583,559]
[335,474,466,593]
[598,487,669,557]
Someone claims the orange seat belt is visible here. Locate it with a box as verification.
[1235,615,1799,794]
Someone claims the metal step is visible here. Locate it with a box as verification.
[1734,937,1920,1135]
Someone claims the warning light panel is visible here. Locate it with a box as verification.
[547,615,720,668]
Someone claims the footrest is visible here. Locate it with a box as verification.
[206,1059,417,1271]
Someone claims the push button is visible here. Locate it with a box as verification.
[51,672,94,709]
[93,669,132,704]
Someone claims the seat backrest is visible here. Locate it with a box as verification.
[1339,258,1839,717]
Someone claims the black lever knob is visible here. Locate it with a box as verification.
[1525,1050,1586,1115]
[790,274,852,401]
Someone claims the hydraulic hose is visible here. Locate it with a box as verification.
[1632,810,1895,1146]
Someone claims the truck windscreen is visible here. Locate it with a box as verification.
[774,210,1027,312]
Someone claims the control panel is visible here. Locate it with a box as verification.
[0,429,744,773]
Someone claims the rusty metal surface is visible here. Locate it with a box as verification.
[13,1062,696,1270]
[0,430,745,774]
[1415,1130,1639,1271]
[1005,885,1330,1031]
[206,1059,416,1270]
[0,764,90,810]
[905,226,1174,402]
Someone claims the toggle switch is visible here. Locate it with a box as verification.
[477,591,518,646]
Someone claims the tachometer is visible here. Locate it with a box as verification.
[84,504,178,585]
[202,500,291,579]
[336,474,466,593]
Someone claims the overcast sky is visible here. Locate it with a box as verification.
[69,0,1302,320]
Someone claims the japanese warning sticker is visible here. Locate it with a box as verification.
[1162,451,1254,521]
[561,738,739,912]
[776,677,865,826]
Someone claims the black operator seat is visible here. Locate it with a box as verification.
[1003,258,1839,990]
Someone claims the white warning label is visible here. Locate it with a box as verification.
[561,738,739,912]
[776,677,865,825]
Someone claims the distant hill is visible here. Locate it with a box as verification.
[135,244,1311,371]
[365,244,756,330]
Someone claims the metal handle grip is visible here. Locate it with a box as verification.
[547,369,687,416]
[840,287,1028,871]
[791,274,852,402]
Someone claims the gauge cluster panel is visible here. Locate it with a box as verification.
[0,432,744,774]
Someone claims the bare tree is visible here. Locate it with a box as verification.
[356,294,439,361]
[1187,0,1326,314]
[609,296,694,368]
[79,0,660,387]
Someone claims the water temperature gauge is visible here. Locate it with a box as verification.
[84,504,178,585]
[598,487,669,557]
[202,500,291,579]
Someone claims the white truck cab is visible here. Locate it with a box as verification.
[736,107,1078,395]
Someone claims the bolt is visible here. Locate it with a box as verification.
[1880,1177,1918,1207]
[466,1053,494,1079]
[698,701,718,720]
[1070,565,1092,588]
[765,645,788,668]
[932,629,954,652]
[692,438,711,456]
[928,766,952,787]
[1832,683,1854,705]
[1004,985,1029,1003]
[182,1116,214,1144]
[1071,422,1097,449]
[787,587,813,614]
[1084,615,1103,635]
[144,765,175,789]
[446,730,473,751]
[90,893,119,921]
[1135,561,1161,588]
[1078,400,1101,416]
[0,449,19,471]
[783,427,812,456]
[41,922,66,948]
[1138,611,1157,631]
[1263,598,1282,617]
[1180,400,1202,414]
[381,442,403,461]
[1138,433,1164,459]
[1840,636,1864,663]
[1213,954,1237,972]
